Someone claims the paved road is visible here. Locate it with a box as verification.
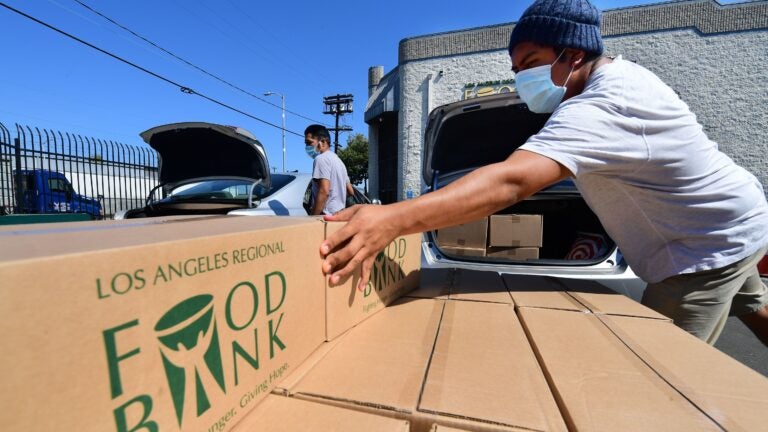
[714,316,768,377]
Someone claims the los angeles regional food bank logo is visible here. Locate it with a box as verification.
[103,273,288,432]
[155,295,226,426]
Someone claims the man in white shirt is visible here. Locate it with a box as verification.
[319,0,768,345]
[304,125,355,215]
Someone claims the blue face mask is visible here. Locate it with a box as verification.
[305,145,320,159]
[515,50,574,114]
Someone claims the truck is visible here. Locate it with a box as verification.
[3,169,103,220]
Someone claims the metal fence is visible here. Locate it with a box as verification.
[0,122,158,219]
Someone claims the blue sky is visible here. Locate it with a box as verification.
[0,0,742,174]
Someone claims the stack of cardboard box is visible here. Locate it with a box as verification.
[0,216,420,432]
[437,214,543,260]
[256,268,768,432]
[3,219,768,431]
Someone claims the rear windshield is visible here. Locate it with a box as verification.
[168,175,296,201]
[430,103,549,175]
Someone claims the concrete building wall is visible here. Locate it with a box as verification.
[398,52,512,197]
[367,0,768,200]
[395,29,768,197]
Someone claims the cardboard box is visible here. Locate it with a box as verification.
[419,301,567,432]
[486,247,539,260]
[437,218,488,248]
[279,298,566,432]
[518,308,716,431]
[430,426,472,432]
[406,268,452,300]
[0,214,222,233]
[431,426,473,432]
[599,314,768,431]
[280,298,444,429]
[502,274,669,321]
[0,216,327,432]
[447,269,511,304]
[439,245,487,257]
[324,222,421,341]
[408,269,512,304]
[560,278,668,320]
[488,214,542,248]
[231,395,410,431]
[502,274,584,311]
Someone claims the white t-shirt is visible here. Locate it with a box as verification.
[520,57,768,283]
[312,150,350,215]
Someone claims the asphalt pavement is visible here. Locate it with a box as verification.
[714,316,768,377]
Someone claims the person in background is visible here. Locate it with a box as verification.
[318,0,768,345]
[304,124,354,215]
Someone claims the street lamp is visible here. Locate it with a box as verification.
[264,91,286,172]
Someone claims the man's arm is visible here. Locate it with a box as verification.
[320,150,572,288]
[346,182,355,196]
[311,178,331,215]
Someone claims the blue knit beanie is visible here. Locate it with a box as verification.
[508,0,604,56]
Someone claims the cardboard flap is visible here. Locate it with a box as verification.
[600,315,768,432]
[563,279,669,320]
[232,396,410,431]
[324,223,422,340]
[0,215,317,262]
[273,331,351,395]
[447,269,512,304]
[430,426,473,432]
[419,301,566,431]
[518,308,719,431]
[502,274,586,311]
[290,299,444,412]
[408,268,453,300]
[410,269,512,304]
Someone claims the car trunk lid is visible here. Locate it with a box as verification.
[422,92,551,187]
[141,122,271,190]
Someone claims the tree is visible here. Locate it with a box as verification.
[337,133,369,192]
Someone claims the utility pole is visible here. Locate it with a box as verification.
[263,91,285,172]
[322,94,353,152]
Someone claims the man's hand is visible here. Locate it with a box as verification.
[320,204,401,290]
[318,150,571,290]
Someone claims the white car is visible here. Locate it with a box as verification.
[115,122,374,219]
[420,93,646,301]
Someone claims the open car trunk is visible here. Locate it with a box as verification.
[425,93,616,265]
[119,201,246,218]
[118,123,270,219]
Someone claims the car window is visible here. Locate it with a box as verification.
[48,178,71,194]
[346,187,370,207]
[170,180,252,200]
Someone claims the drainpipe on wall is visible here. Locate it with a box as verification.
[405,72,434,199]
[368,66,385,199]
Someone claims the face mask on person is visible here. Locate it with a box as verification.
[515,50,574,114]
[305,144,320,159]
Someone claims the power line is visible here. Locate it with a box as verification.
[220,0,339,87]
[70,0,328,126]
[193,1,319,87]
[167,0,332,127]
[0,2,304,137]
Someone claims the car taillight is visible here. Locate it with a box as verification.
[758,254,768,277]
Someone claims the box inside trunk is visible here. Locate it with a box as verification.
[425,94,617,266]
[436,194,615,264]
